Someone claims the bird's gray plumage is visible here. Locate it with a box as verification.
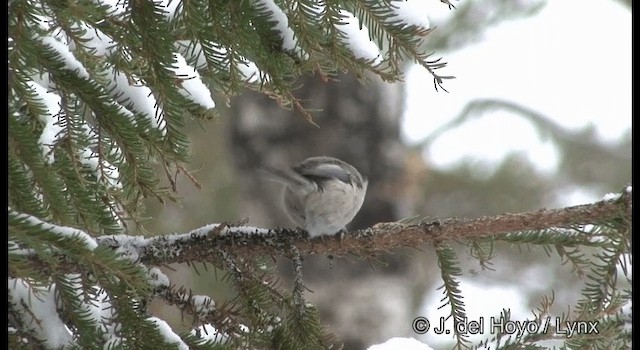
[261,156,368,237]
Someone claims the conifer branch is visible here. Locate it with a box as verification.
[140,187,632,264]
[14,187,631,273]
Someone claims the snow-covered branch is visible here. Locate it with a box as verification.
[124,187,634,264]
[13,187,630,272]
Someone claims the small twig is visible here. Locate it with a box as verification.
[176,163,202,190]
[289,245,306,318]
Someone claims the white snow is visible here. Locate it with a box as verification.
[176,40,266,83]
[64,274,118,337]
[103,336,123,349]
[602,192,621,201]
[27,81,65,164]
[11,210,98,250]
[147,317,189,350]
[8,279,75,348]
[179,224,271,238]
[169,53,216,109]
[148,267,170,288]
[30,72,56,92]
[33,14,54,32]
[620,298,632,331]
[368,337,434,350]
[231,226,272,235]
[88,287,117,335]
[114,243,140,262]
[97,233,148,248]
[336,10,382,65]
[80,123,100,148]
[105,69,165,130]
[96,224,274,264]
[255,0,298,52]
[389,0,431,29]
[80,149,122,189]
[8,240,35,256]
[182,223,223,237]
[175,41,208,69]
[191,324,228,343]
[27,81,61,124]
[41,36,90,79]
[238,59,264,84]
[92,0,127,18]
[616,253,631,280]
[74,21,116,57]
[158,0,182,20]
[97,234,147,262]
[553,186,606,207]
[191,295,215,314]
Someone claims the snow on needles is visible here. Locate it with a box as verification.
[148,317,190,350]
[64,274,119,338]
[27,81,64,164]
[169,53,216,109]
[337,10,383,65]
[389,0,431,29]
[79,149,122,189]
[26,82,124,189]
[105,69,166,131]
[11,210,98,250]
[148,267,170,289]
[157,0,183,20]
[602,185,630,201]
[191,324,229,343]
[8,276,121,348]
[91,0,127,18]
[176,40,266,83]
[188,295,216,315]
[41,36,90,79]
[74,21,116,57]
[256,0,298,52]
[255,1,383,64]
[368,337,435,350]
[602,192,621,201]
[8,279,75,348]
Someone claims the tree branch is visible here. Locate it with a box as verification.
[102,187,631,265]
[14,187,631,274]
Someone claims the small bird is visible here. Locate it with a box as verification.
[261,156,368,238]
